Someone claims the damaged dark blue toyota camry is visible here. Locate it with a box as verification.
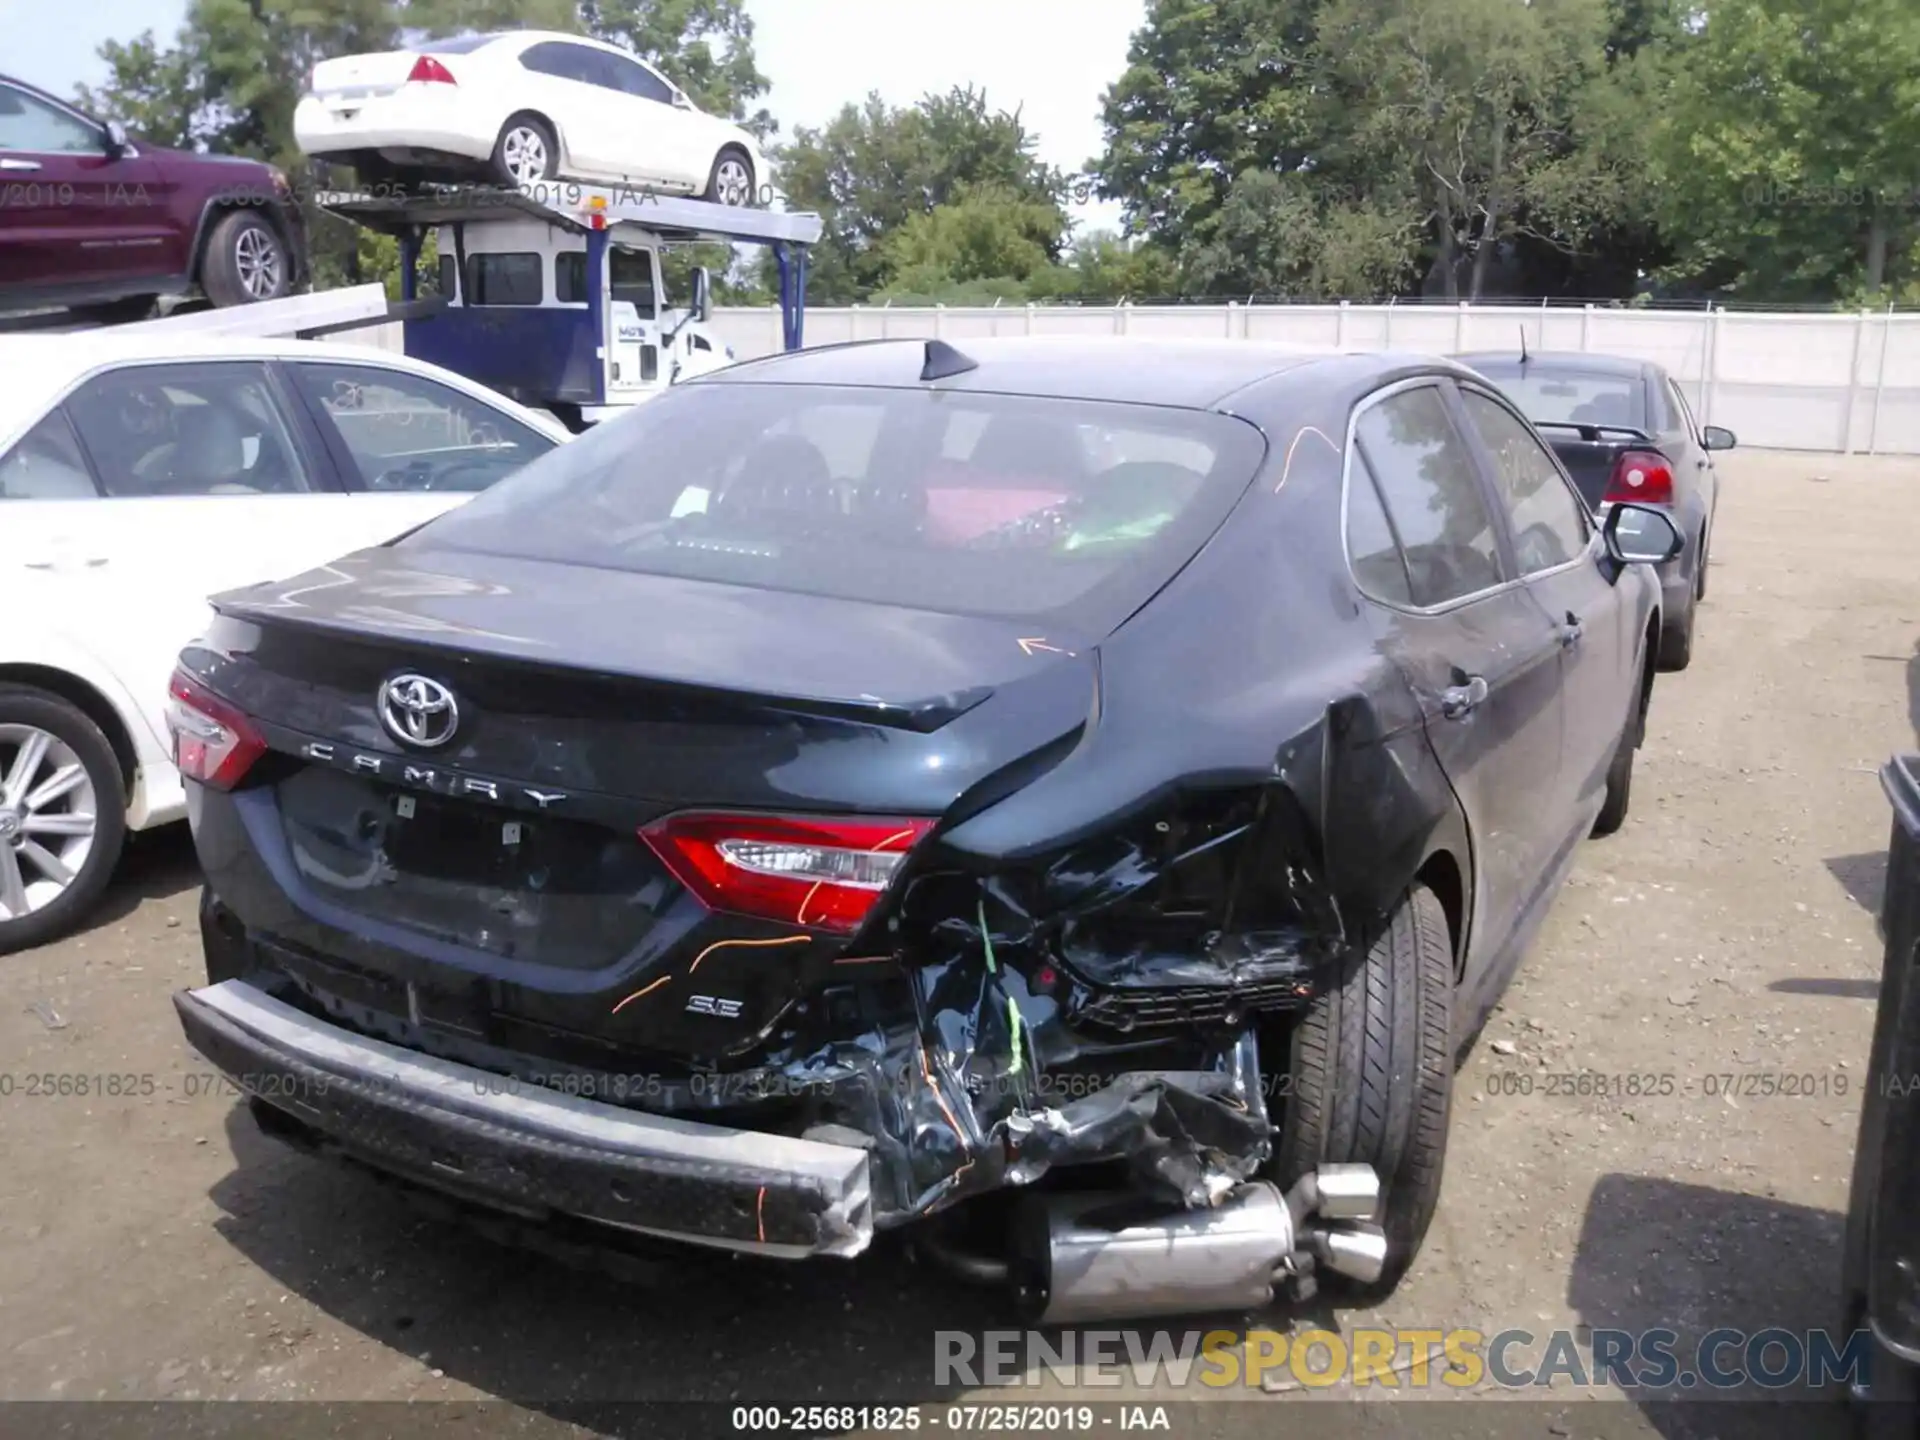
[167,336,1684,1323]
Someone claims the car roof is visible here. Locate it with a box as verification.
[705,335,1465,411]
[0,332,569,446]
[1455,350,1653,378]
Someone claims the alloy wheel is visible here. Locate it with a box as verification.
[714,156,753,206]
[503,128,549,186]
[235,226,284,300]
[0,725,98,922]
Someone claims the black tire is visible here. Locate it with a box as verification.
[705,145,757,207]
[1657,598,1695,671]
[1272,883,1454,1300]
[490,113,558,188]
[200,209,291,307]
[1591,659,1649,838]
[0,687,127,956]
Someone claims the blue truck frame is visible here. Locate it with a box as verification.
[321,187,822,414]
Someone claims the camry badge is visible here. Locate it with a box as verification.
[378,673,460,749]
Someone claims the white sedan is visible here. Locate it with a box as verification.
[294,30,767,205]
[0,332,571,954]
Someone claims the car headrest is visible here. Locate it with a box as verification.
[171,404,248,483]
[967,412,1087,481]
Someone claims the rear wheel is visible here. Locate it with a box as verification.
[0,688,126,956]
[705,145,756,207]
[1592,659,1649,837]
[1270,882,1454,1300]
[200,210,290,307]
[1658,598,1695,671]
[492,114,557,188]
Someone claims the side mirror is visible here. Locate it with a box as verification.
[1702,425,1737,452]
[691,265,712,323]
[1603,502,1684,565]
[104,120,129,154]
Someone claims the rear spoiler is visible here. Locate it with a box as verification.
[1531,420,1655,446]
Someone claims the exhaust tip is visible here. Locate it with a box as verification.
[1311,1163,1381,1222]
[1317,1223,1389,1284]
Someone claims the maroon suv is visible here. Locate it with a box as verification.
[0,74,309,320]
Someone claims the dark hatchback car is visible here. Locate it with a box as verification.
[0,74,308,320]
[165,337,1684,1321]
[1456,351,1735,671]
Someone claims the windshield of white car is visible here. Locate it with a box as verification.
[401,381,1271,632]
[1466,364,1646,430]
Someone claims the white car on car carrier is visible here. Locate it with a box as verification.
[0,329,570,953]
[295,29,767,204]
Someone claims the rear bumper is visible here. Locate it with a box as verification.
[174,978,874,1259]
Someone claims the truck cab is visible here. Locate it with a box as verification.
[418,216,729,431]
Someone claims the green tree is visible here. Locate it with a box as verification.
[1652,0,1920,302]
[774,86,1067,302]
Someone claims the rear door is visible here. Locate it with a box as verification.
[1344,380,1566,982]
[0,81,165,293]
[1454,383,1631,828]
[517,41,622,179]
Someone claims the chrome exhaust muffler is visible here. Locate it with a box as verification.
[1009,1164,1384,1326]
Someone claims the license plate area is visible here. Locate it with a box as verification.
[275,764,667,969]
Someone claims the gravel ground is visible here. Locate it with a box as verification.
[0,448,1915,1439]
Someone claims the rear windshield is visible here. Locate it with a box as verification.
[422,34,502,54]
[1464,364,1645,430]
[402,381,1270,632]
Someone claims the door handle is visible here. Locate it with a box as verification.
[1559,611,1583,647]
[1441,675,1489,720]
[0,159,41,172]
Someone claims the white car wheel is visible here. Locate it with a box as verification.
[493,117,557,187]
[707,149,755,207]
[0,690,127,956]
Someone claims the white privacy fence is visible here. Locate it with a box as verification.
[706,301,1920,456]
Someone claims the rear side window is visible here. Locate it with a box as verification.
[1355,386,1505,607]
[405,384,1270,633]
[1457,389,1590,575]
[464,253,542,306]
[0,409,98,499]
[1345,451,1412,605]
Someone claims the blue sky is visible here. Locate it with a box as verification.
[3,0,1138,232]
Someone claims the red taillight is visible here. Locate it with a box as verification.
[164,669,266,790]
[406,54,457,84]
[1604,449,1674,506]
[640,812,935,935]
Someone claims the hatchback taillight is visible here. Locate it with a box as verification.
[1603,449,1675,506]
[640,812,936,934]
[406,54,457,84]
[165,669,266,790]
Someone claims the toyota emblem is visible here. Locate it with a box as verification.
[378,673,460,749]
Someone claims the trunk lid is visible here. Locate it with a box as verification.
[189,544,1099,1068]
[309,50,449,101]
[1535,422,1658,511]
